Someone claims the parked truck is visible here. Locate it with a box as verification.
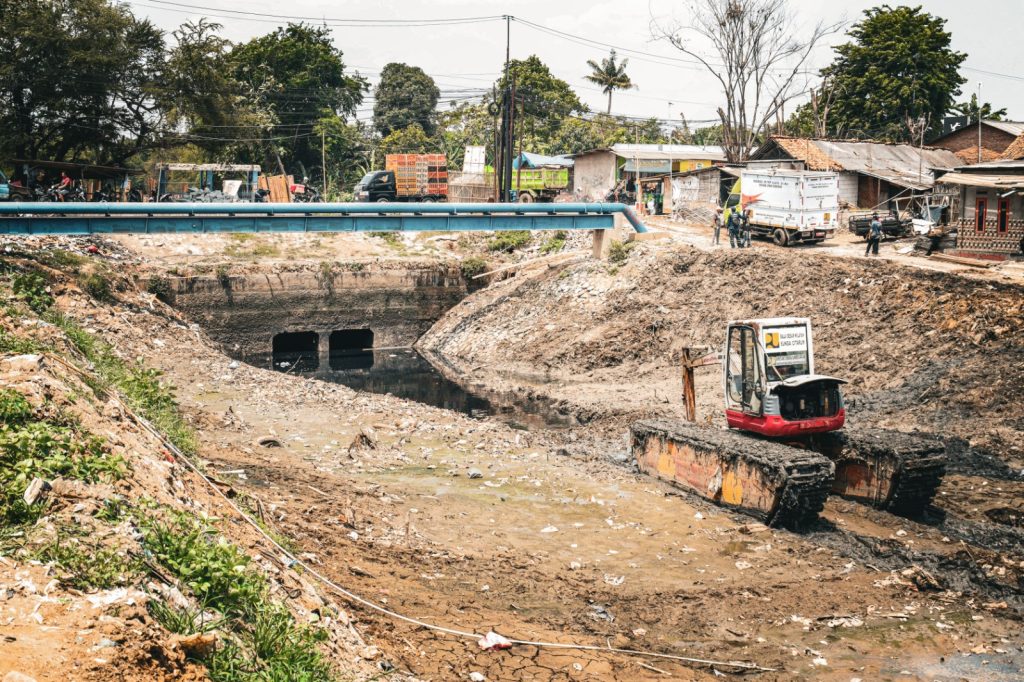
[354,154,448,202]
[725,170,840,246]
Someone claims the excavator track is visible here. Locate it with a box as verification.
[631,420,834,528]
[809,427,947,516]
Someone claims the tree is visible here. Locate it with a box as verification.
[376,124,437,158]
[951,94,1008,122]
[584,50,637,114]
[231,23,367,175]
[818,5,967,142]
[549,115,662,156]
[654,0,839,161]
[0,0,167,164]
[493,56,586,151]
[436,103,493,169]
[373,63,440,137]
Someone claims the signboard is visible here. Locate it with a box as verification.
[463,145,486,174]
[763,325,809,372]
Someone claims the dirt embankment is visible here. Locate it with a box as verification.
[421,243,1024,460]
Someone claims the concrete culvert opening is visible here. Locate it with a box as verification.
[272,331,319,371]
[329,329,374,370]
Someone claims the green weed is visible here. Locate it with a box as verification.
[0,329,42,355]
[540,230,568,255]
[34,537,142,590]
[146,275,173,303]
[81,272,114,302]
[0,389,32,424]
[487,230,531,253]
[371,231,402,248]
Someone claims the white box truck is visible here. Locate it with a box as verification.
[726,170,840,246]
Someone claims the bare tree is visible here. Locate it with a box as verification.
[654,0,840,161]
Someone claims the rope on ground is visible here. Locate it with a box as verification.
[42,351,776,673]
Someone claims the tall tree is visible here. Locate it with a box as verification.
[373,63,440,137]
[549,115,662,156]
[584,50,637,114]
[230,23,367,175]
[654,0,839,161]
[0,0,166,164]
[951,94,1008,123]
[818,5,967,142]
[493,56,586,151]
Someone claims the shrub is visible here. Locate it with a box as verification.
[35,537,141,590]
[540,230,568,255]
[0,389,32,424]
[146,275,173,303]
[608,239,637,264]
[487,230,531,253]
[460,257,488,280]
[81,272,114,302]
[12,271,53,313]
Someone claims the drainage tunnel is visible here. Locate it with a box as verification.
[329,329,374,370]
[272,331,319,371]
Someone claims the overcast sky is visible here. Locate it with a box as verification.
[126,0,1024,128]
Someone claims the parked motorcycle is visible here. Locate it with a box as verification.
[289,177,321,203]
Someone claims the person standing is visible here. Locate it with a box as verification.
[728,208,742,248]
[742,209,753,247]
[865,213,882,256]
[712,208,723,245]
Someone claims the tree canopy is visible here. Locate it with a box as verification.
[373,63,440,137]
[951,94,1008,123]
[818,5,967,142]
[584,51,636,114]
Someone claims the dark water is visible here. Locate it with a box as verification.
[258,347,576,430]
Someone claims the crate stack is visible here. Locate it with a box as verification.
[386,154,447,198]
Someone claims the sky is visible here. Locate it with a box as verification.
[124,0,1024,129]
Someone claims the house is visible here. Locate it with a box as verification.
[571,144,726,202]
[748,137,961,210]
[935,160,1024,259]
[928,120,1024,164]
[1001,131,1024,161]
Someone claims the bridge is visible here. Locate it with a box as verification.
[0,202,648,257]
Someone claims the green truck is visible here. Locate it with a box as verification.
[485,166,570,203]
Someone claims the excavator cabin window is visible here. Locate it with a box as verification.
[726,326,764,416]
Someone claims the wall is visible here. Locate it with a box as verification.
[838,172,859,207]
[956,186,1024,257]
[169,263,468,366]
[931,125,1018,164]
[572,151,617,200]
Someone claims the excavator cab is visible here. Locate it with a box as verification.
[723,318,846,437]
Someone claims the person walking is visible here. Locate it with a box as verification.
[742,209,753,247]
[865,213,882,256]
[728,208,743,248]
[712,208,723,245]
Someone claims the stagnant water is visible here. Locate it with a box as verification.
[257,347,576,430]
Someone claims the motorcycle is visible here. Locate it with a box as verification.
[289,177,321,203]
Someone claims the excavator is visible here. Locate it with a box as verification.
[632,318,947,527]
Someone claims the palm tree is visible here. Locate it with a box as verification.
[585,50,636,114]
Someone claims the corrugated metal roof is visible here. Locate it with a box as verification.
[515,151,573,168]
[752,137,960,188]
[610,143,726,161]
[986,120,1024,137]
[953,159,1024,171]
[938,171,1024,189]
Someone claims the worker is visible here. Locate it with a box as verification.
[865,213,882,256]
[712,208,723,245]
[728,208,743,248]
[742,209,753,248]
[925,225,945,256]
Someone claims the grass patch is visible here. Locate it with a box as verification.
[142,510,334,681]
[0,329,44,354]
[0,400,125,524]
[487,230,531,253]
[540,230,567,255]
[608,239,637,265]
[460,256,488,280]
[371,231,402,248]
[46,313,198,456]
[34,536,142,590]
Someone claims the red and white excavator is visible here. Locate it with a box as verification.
[633,318,946,527]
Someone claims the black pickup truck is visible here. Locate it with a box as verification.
[848,212,913,239]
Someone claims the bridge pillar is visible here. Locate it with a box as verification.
[592,229,610,259]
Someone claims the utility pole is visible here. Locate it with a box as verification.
[504,16,511,83]
[977,82,983,164]
[321,129,327,197]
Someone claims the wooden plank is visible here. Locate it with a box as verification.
[929,253,995,268]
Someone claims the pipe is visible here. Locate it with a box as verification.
[620,204,649,233]
[0,201,634,218]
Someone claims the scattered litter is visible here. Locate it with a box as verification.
[540,525,558,533]
[255,435,282,448]
[603,574,625,586]
[467,468,483,479]
[812,657,828,667]
[694,512,704,520]
[477,631,512,651]
[469,673,487,682]
[22,478,51,506]
[825,616,863,628]
[735,561,752,570]
[589,604,614,622]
